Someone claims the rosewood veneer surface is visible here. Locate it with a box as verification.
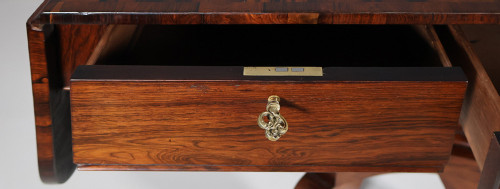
[29,0,500,25]
[70,66,467,172]
[27,0,497,184]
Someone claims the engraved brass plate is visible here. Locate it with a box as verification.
[243,67,323,76]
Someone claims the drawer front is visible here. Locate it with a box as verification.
[70,66,467,172]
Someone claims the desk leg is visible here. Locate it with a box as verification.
[295,172,382,189]
[295,173,336,189]
[27,24,76,184]
[477,132,500,189]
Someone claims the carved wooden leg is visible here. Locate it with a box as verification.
[295,173,336,189]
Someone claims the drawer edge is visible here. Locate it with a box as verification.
[76,164,444,173]
[70,66,468,82]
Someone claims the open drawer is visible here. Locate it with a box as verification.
[69,25,467,172]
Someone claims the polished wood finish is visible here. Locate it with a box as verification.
[28,0,500,25]
[295,137,482,189]
[76,165,445,172]
[27,13,109,185]
[70,66,466,172]
[58,24,140,90]
[26,0,497,185]
[439,132,481,189]
[27,24,75,183]
[477,132,500,189]
[57,25,108,87]
[418,25,453,67]
[26,22,467,183]
[85,25,139,67]
[440,153,481,189]
[435,25,500,171]
[461,25,500,94]
[293,135,482,189]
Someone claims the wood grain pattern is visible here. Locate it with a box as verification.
[435,25,500,171]
[460,25,500,100]
[477,132,500,189]
[57,25,108,87]
[417,25,453,67]
[25,0,500,25]
[70,66,466,172]
[440,153,481,189]
[27,16,111,184]
[27,24,75,183]
[439,132,481,189]
[85,25,139,67]
[295,139,481,189]
[76,164,445,172]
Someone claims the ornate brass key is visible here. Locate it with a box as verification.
[258,95,288,141]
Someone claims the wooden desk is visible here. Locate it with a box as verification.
[27,0,500,188]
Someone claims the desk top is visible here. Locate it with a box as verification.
[28,0,500,25]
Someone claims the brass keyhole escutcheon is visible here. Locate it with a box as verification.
[258,95,288,141]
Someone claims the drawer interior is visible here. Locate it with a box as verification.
[91,25,447,67]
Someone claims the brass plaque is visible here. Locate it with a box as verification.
[243,67,323,76]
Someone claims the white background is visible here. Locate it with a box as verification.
[0,1,444,188]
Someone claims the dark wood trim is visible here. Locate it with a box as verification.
[27,24,75,183]
[71,66,467,82]
[27,23,113,183]
[27,0,500,25]
[37,13,500,25]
